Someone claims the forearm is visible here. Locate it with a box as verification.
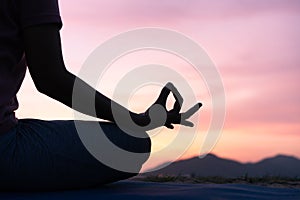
[40,69,148,125]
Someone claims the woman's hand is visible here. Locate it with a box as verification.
[141,82,202,129]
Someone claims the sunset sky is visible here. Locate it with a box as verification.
[17,0,300,170]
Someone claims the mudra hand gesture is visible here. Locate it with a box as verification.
[141,82,202,130]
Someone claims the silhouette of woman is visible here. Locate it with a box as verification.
[0,0,201,191]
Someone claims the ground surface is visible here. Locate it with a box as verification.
[1,181,300,200]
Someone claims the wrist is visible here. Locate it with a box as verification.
[130,112,150,127]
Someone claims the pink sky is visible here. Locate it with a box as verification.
[17,0,300,169]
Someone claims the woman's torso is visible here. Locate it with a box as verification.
[0,0,27,133]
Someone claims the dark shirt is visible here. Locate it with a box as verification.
[0,0,62,133]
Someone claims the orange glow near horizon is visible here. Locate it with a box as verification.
[16,0,300,169]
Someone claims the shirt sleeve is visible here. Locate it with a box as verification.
[19,0,62,29]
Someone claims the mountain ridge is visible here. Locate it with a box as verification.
[145,154,300,177]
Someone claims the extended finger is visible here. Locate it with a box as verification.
[165,123,174,129]
[182,102,202,119]
[181,120,194,127]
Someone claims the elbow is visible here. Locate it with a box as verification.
[32,71,73,102]
[34,80,53,95]
[32,73,60,96]
[32,69,67,96]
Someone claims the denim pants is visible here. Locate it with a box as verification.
[0,119,151,191]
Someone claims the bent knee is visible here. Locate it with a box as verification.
[130,128,151,154]
[107,124,151,153]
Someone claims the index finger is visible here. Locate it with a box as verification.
[166,82,183,113]
[155,84,171,105]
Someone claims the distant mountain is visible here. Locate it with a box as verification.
[145,154,300,178]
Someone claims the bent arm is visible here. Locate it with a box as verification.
[23,23,148,126]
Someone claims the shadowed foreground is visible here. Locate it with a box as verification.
[1,181,300,200]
